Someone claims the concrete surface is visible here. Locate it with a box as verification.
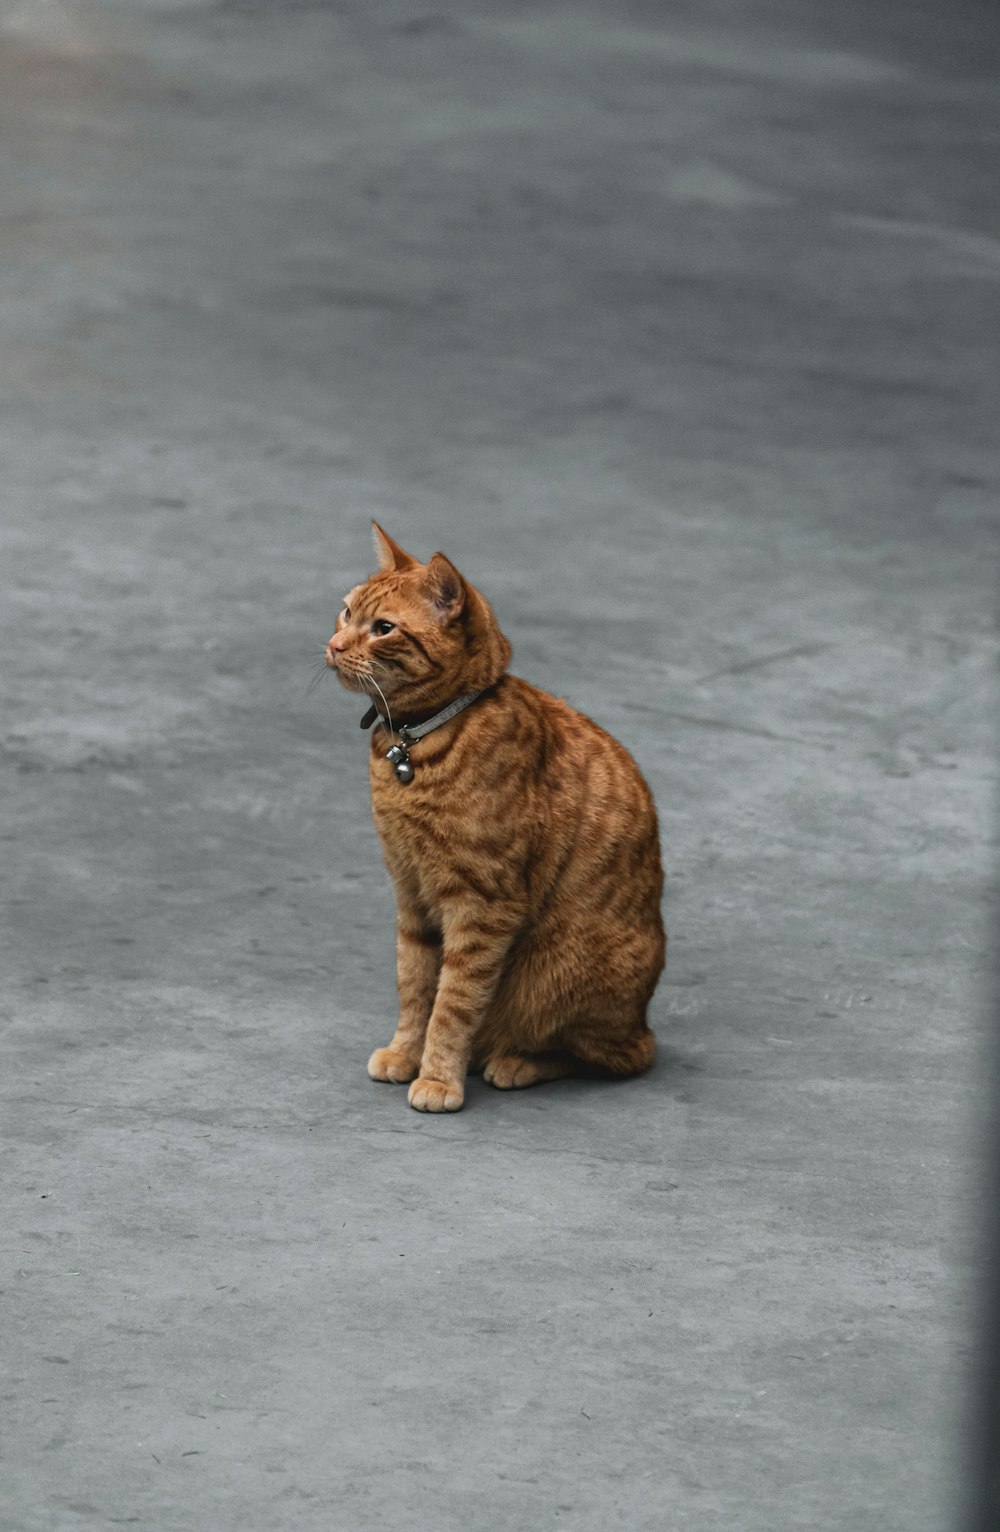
[3,3,998,1529]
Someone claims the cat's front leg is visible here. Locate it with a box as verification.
[368,918,441,1084]
[408,901,523,1113]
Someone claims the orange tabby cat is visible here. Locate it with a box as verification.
[325,523,666,1112]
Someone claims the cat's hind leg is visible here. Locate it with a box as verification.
[483,1029,654,1088]
[483,1051,575,1089]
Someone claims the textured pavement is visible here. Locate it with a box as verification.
[3,3,998,1529]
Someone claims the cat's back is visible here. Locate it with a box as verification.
[498,675,664,961]
[505,674,658,810]
[497,675,662,892]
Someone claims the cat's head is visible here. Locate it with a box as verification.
[325,523,512,714]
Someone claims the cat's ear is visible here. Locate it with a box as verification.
[372,521,418,573]
[426,552,466,621]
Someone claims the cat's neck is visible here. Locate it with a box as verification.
[378,677,504,731]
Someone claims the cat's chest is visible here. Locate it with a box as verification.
[369,752,448,853]
[369,773,452,907]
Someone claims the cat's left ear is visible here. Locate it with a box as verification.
[372,521,419,573]
[426,552,466,621]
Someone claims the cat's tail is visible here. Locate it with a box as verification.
[573,1026,656,1079]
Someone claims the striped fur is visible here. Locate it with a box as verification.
[326,524,666,1112]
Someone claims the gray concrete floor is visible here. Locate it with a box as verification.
[3,3,998,1529]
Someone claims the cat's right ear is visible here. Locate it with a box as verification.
[426,552,466,622]
[372,521,419,573]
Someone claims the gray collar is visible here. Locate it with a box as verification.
[360,690,485,782]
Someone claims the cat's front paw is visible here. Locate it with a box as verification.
[368,1046,420,1083]
[407,1076,465,1113]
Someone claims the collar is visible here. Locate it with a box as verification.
[360,690,485,783]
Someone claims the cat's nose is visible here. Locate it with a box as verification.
[326,637,343,665]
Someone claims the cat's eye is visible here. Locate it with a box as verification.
[341,606,351,622]
[371,619,395,637]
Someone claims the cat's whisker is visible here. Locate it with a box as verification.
[357,675,388,739]
[364,671,396,742]
[305,653,333,698]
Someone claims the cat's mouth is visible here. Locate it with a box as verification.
[328,654,375,697]
[332,664,364,692]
